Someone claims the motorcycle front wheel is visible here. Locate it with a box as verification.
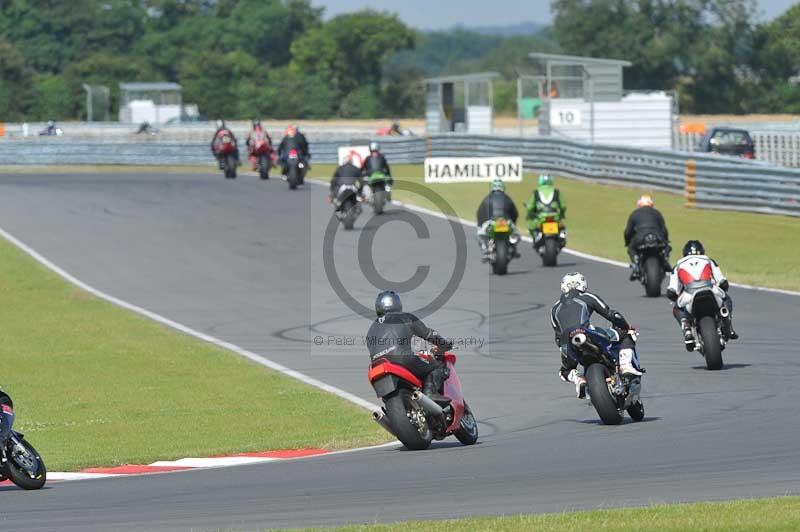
[4,436,46,490]
[385,389,433,451]
[586,364,623,425]
[454,402,478,445]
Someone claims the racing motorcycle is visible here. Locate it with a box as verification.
[569,327,645,425]
[284,149,306,190]
[534,217,567,267]
[1,412,47,490]
[486,217,519,275]
[683,281,727,370]
[369,350,478,450]
[248,132,274,180]
[363,172,390,215]
[212,133,238,179]
[633,233,670,297]
[333,184,362,230]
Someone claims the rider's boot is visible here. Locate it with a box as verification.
[560,369,586,399]
[629,262,641,281]
[618,348,643,376]
[681,319,695,351]
[423,367,449,404]
[724,316,739,340]
[0,404,14,442]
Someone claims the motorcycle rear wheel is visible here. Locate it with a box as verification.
[643,256,663,297]
[343,199,357,230]
[225,154,237,179]
[385,390,433,451]
[492,239,509,275]
[4,437,46,490]
[258,155,269,180]
[586,364,623,425]
[373,189,386,215]
[287,166,298,190]
[454,402,479,445]
[542,237,558,267]
[699,315,724,370]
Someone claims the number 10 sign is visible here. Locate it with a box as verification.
[550,108,582,126]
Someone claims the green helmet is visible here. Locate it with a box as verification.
[491,178,505,192]
[538,174,553,187]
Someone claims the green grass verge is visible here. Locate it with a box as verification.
[286,496,800,531]
[310,164,800,291]
[0,236,388,471]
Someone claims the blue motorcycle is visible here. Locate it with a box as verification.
[567,326,645,425]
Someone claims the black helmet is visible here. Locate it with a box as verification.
[375,290,402,316]
[683,240,705,256]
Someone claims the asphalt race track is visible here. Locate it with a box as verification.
[0,171,798,531]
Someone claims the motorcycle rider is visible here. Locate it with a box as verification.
[361,141,393,200]
[328,154,364,204]
[624,194,670,280]
[525,174,566,250]
[366,291,454,402]
[0,388,13,444]
[667,240,738,351]
[551,272,643,398]
[245,119,273,170]
[39,119,58,136]
[476,179,520,259]
[277,124,310,177]
[210,119,240,168]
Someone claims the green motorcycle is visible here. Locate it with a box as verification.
[366,172,390,215]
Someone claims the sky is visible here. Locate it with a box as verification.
[314,0,799,30]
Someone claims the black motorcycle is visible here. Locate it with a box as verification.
[333,184,362,230]
[569,327,645,425]
[285,149,307,190]
[1,429,46,490]
[633,233,670,297]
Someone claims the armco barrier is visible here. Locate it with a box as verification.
[1,135,797,217]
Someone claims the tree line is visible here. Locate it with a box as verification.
[1,0,799,122]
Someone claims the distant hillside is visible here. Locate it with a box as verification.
[455,21,546,36]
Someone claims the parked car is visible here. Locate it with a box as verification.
[700,127,755,159]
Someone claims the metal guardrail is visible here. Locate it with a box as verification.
[1,135,797,217]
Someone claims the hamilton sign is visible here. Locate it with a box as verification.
[424,157,524,183]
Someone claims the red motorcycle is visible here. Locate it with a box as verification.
[368,350,478,450]
[248,131,275,180]
[212,131,238,179]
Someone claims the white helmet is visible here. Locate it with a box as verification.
[560,272,587,293]
[369,141,380,152]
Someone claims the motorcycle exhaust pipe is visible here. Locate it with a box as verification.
[372,410,396,437]
[411,390,444,418]
[571,333,587,347]
[720,306,730,318]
